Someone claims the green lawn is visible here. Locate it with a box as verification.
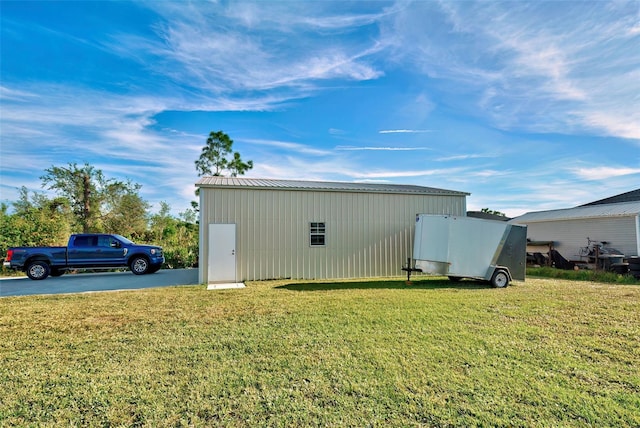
[1,277,639,427]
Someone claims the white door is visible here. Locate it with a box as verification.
[208,224,236,283]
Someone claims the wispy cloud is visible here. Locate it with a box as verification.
[386,1,640,140]
[0,82,202,209]
[0,86,38,101]
[243,139,331,156]
[577,110,640,142]
[115,1,387,98]
[2,1,638,219]
[328,128,348,135]
[335,146,431,151]
[570,166,640,181]
[351,168,467,179]
[378,129,432,134]
[435,154,494,162]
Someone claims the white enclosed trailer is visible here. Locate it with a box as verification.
[411,214,527,287]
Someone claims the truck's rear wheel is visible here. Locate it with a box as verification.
[26,261,50,280]
[491,269,509,288]
[130,256,149,275]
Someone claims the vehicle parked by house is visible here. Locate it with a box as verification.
[3,234,164,280]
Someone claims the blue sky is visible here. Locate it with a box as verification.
[1,1,639,218]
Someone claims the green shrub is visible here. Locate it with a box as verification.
[527,266,639,284]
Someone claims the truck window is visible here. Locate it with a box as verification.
[74,236,88,247]
[74,236,97,247]
[97,235,114,248]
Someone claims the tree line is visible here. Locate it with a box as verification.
[0,163,199,270]
[0,130,252,272]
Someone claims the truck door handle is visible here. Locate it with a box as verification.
[231,250,235,255]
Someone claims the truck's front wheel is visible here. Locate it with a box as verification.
[130,256,149,275]
[26,261,50,280]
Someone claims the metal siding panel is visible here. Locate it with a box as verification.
[198,190,206,284]
[259,191,271,279]
[636,215,640,256]
[200,187,467,281]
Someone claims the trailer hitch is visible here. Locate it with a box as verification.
[401,258,422,283]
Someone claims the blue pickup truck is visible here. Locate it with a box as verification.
[3,234,165,280]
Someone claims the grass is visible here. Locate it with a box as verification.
[527,266,640,284]
[1,277,639,427]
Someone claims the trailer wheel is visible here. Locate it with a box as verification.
[491,269,509,288]
[26,261,50,280]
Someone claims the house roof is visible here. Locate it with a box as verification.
[580,188,640,206]
[196,177,469,196]
[511,201,640,223]
[467,211,511,221]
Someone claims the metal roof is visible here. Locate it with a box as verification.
[580,188,640,206]
[511,201,640,223]
[196,177,469,196]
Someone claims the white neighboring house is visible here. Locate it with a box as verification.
[510,201,640,262]
[196,177,469,284]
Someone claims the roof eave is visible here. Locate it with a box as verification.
[195,177,469,197]
[196,183,468,197]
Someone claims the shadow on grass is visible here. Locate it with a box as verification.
[276,278,492,292]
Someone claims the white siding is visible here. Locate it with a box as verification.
[522,216,639,261]
[199,188,466,282]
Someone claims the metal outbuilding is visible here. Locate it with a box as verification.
[196,177,469,284]
[510,201,640,262]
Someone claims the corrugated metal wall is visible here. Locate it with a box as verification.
[199,188,466,282]
[524,215,640,261]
